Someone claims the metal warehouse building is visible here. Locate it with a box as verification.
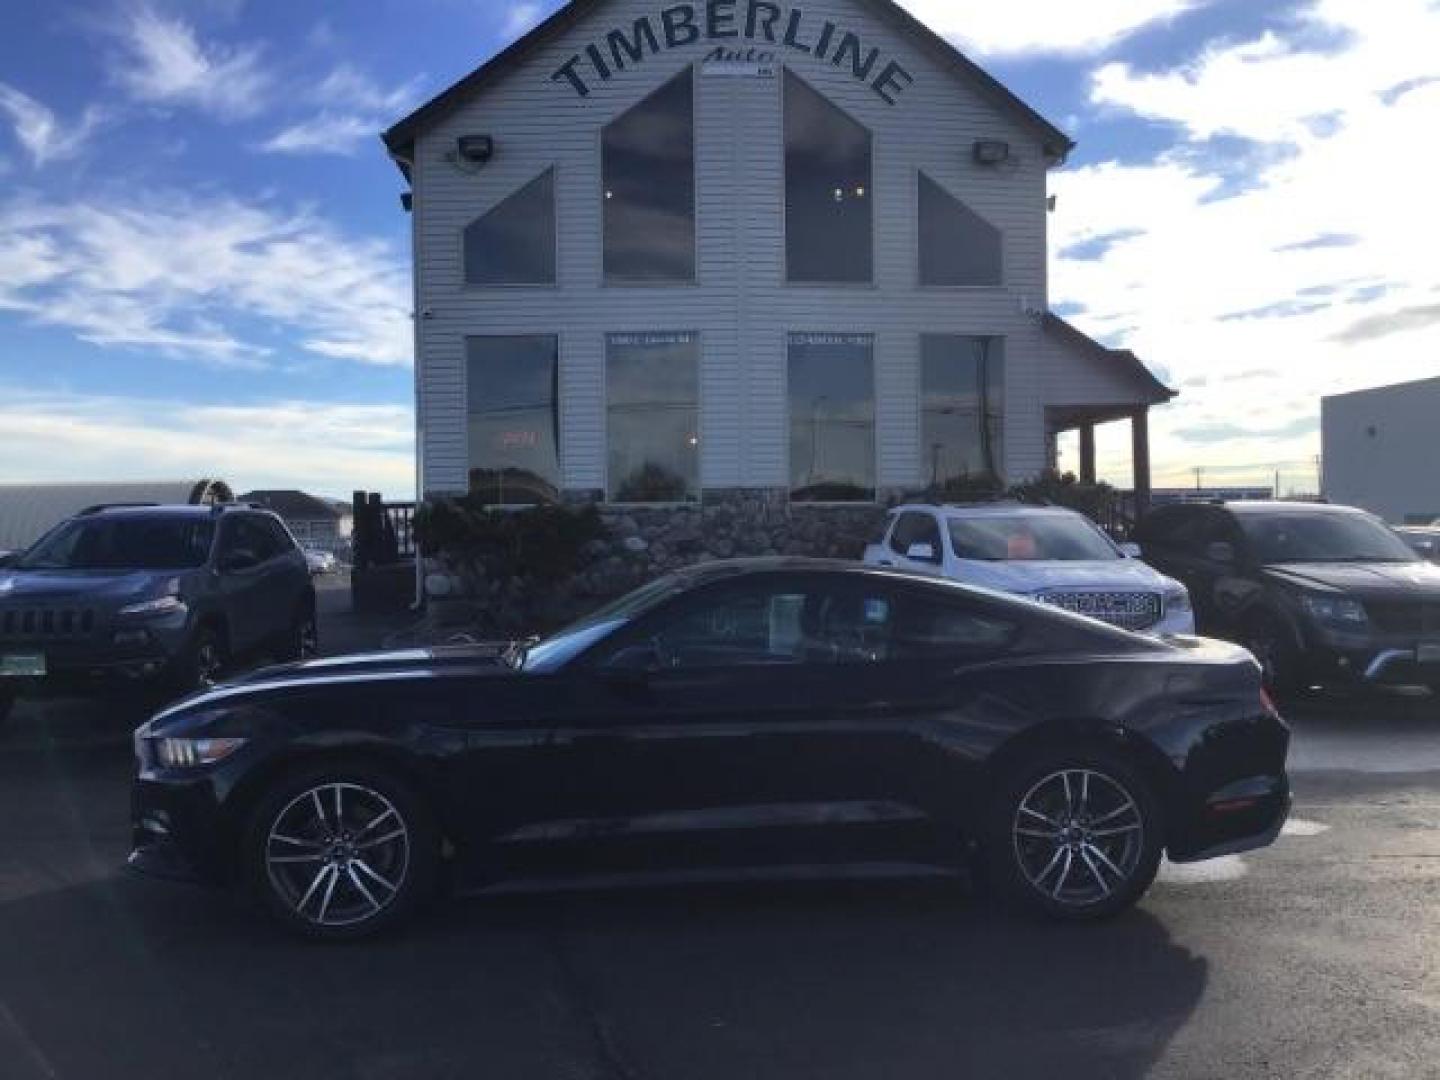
[383,0,1174,517]
[1323,376,1440,524]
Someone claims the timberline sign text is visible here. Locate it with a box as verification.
[551,2,916,105]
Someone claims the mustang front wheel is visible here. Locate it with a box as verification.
[244,765,438,939]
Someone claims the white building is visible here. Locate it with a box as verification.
[383,0,1173,517]
[1323,376,1440,524]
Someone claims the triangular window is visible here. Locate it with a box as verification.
[463,169,557,285]
[919,173,1002,287]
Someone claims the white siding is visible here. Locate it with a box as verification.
[410,0,1126,496]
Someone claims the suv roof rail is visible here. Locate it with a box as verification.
[78,502,160,515]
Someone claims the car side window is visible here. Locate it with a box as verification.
[261,517,297,557]
[221,517,280,565]
[892,592,1018,660]
[890,512,941,558]
[645,583,896,669]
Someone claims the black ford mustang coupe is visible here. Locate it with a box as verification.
[131,560,1290,939]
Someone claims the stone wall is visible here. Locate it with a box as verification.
[423,489,887,638]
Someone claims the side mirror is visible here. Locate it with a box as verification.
[219,548,260,573]
[0,552,16,569]
[1206,541,1236,565]
[1119,542,1143,559]
[906,542,939,563]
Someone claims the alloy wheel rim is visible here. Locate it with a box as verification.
[265,783,409,928]
[1012,768,1144,907]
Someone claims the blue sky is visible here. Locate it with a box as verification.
[1,0,1436,498]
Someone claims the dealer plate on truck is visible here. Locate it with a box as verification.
[0,653,45,678]
[1419,643,1440,665]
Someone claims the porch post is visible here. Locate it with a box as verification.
[1079,424,1097,485]
[1131,409,1153,519]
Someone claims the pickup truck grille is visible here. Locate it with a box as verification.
[1365,601,1440,636]
[1037,591,1162,632]
[0,606,98,640]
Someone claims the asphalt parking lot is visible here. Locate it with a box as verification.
[2,583,1438,1079]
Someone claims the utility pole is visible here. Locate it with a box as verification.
[1193,466,1204,492]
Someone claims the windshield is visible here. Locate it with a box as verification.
[1239,512,1419,564]
[17,516,216,571]
[522,574,688,672]
[947,514,1120,562]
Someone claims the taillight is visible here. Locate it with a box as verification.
[1260,687,1281,718]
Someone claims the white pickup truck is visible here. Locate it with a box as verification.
[864,503,1195,636]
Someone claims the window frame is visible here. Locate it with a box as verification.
[599,66,699,288]
[785,330,879,505]
[603,330,704,506]
[459,167,560,289]
[463,334,565,507]
[914,170,1005,291]
[780,67,877,288]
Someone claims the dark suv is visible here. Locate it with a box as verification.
[1135,501,1440,694]
[0,504,316,726]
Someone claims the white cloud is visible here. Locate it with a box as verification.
[898,0,1208,57]
[1051,0,1440,490]
[0,386,415,499]
[109,5,270,119]
[0,193,411,367]
[503,3,544,39]
[258,65,423,157]
[0,83,105,167]
[258,113,376,156]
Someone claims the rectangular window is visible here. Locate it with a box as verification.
[784,70,873,284]
[607,332,700,503]
[603,70,696,282]
[464,169,556,285]
[921,335,1005,487]
[466,336,560,505]
[789,333,875,502]
[918,173,1002,287]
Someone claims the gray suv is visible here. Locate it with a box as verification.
[0,504,316,726]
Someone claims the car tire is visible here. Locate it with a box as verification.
[242,762,439,941]
[171,625,227,696]
[1241,613,1303,696]
[984,745,1164,922]
[275,604,318,664]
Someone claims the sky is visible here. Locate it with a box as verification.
[0,0,1436,500]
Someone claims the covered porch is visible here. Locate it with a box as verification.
[1041,314,1177,523]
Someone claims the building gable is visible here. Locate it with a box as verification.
[382,0,1073,175]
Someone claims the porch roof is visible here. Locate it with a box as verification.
[1042,313,1177,418]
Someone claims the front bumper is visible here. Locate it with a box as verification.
[129,772,232,886]
[1302,626,1440,686]
[0,624,191,692]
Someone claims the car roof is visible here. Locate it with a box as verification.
[77,503,270,520]
[890,503,1084,519]
[1219,501,1366,515]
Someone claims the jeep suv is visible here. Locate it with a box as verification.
[0,504,316,726]
[1135,501,1440,694]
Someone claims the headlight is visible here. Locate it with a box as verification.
[1299,593,1368,625]
[153,737,247,769]
[1164,587,1192,613]
[118,595,188,618]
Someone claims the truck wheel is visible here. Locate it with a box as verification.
[1241,613,1302,696]
[275,605,318,664]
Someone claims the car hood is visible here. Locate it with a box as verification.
[1263,561,1440,599]
[954,559,1180,596]
[0,568,174,605]
[152,643,522,721]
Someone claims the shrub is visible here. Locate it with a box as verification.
[414,497,604,582]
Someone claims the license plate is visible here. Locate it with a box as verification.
[1419,643,1440,665]
[0,652,46,678]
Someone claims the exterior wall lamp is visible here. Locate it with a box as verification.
[973,139,1011,165]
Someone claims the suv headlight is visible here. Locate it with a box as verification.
[152,737,247,769]
[1164,586,1192,613]
[1299,593,1368,626]
[118,595,188,618]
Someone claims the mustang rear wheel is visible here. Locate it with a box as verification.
[244,764,438,940]
[987,747,1163,921]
